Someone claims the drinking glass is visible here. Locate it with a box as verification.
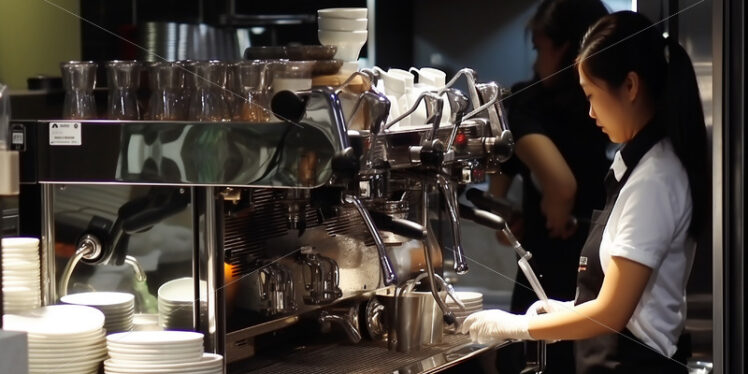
[147,61,184,120]
[188,60,230,121]
[232,60,274,122]
[106,60,142,120]
[60,61,98,119]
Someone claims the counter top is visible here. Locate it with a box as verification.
[233,334,511,374]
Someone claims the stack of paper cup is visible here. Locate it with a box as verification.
[2,237,41,314]
[317,8,368,74]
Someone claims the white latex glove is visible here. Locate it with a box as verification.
[525,299,575,317]
[460,309,532,344]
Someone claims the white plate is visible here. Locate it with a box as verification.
[108,349,202,360]
[61,291,135,307]
[2,245,39,251]
[2,237,40,248]
[1,262,40,270]
[107,330,204,346]
[2,254,39,260]
[450,291,483,302]
[108,349,203,362]
[4,305,105,335]
[29,336,105,349]
[29,354,105,368]
[105,368,220,374]
[107,344,201,355]
[28,328,105,342]
[29,346,107,360]
[104,353,222,370]
[105,316,135,325]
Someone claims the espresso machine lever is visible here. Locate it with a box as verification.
[344,195,398,286]
[421,187,457,326]
[435,174,468,274]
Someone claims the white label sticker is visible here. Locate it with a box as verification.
[49,122,82,146]
[11,132,23,145]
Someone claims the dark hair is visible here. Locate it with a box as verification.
[529,0,609,65]
[579,11,709,236]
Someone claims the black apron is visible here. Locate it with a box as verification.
[573,124,689,374]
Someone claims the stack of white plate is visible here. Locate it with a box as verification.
[448,291,484,327]
[104,331,222,374]
[158,277,207,330]
[2,237,42,314]
[60,291,135,333]
[3,305,107,374]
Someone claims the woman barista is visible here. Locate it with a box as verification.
[490,0,610,372]
[463,11,708,373]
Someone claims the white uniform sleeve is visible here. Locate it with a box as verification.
[607,177,677,268]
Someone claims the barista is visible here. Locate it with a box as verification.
[490,0,610,372]
[464,11,708,373]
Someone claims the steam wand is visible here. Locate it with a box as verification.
[459,203,549,306]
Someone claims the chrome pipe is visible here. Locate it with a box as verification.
[41,184,56,305]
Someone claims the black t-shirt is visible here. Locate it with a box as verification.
[501,74,610,262]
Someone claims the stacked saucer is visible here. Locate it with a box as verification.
[2,237,41,314]
[447,291,484,327]
[158,277,207,330]
[104,331,222,374]
[3,305,107,374]
[60,291,135,333]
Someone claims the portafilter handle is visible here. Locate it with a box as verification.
[436,175,468,274]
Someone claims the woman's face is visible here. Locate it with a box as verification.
[532,31,569,84]
[578,64,634,143]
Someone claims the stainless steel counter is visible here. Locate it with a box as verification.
[234,334,510,374]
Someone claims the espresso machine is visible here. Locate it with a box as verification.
[11,63,550,373]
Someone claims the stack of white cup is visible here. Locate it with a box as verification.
[317,8,368,74]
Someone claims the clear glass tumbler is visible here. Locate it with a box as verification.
[106,60,142,120]
[147,61,184,120]
[178,60,197,120]
[188,60,230,121]
[60,61,98,119]
[232,60,274,122]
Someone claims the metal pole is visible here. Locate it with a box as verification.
[200,187,225,360]
[40,184,56,305]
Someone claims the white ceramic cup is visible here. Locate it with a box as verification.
[414,67,447,88]
[318,17,367,31]
[318,8,368,19]
[318,29,368,61]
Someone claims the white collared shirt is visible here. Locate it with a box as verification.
[599,139,695,357]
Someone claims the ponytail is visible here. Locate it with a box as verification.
[579,11,709,236]
[663,38,709,236]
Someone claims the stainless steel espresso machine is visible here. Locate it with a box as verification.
[13,66,548,373]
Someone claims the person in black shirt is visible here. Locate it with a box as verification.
[489,0,610,372]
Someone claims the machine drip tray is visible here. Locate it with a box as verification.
[231,334,509,374]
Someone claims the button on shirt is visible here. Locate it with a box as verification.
[599,139,695,357]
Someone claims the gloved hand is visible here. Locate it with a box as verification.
[525,299,575,317]
[460,309,532,344]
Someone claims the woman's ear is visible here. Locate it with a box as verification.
[621,71,640,103]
